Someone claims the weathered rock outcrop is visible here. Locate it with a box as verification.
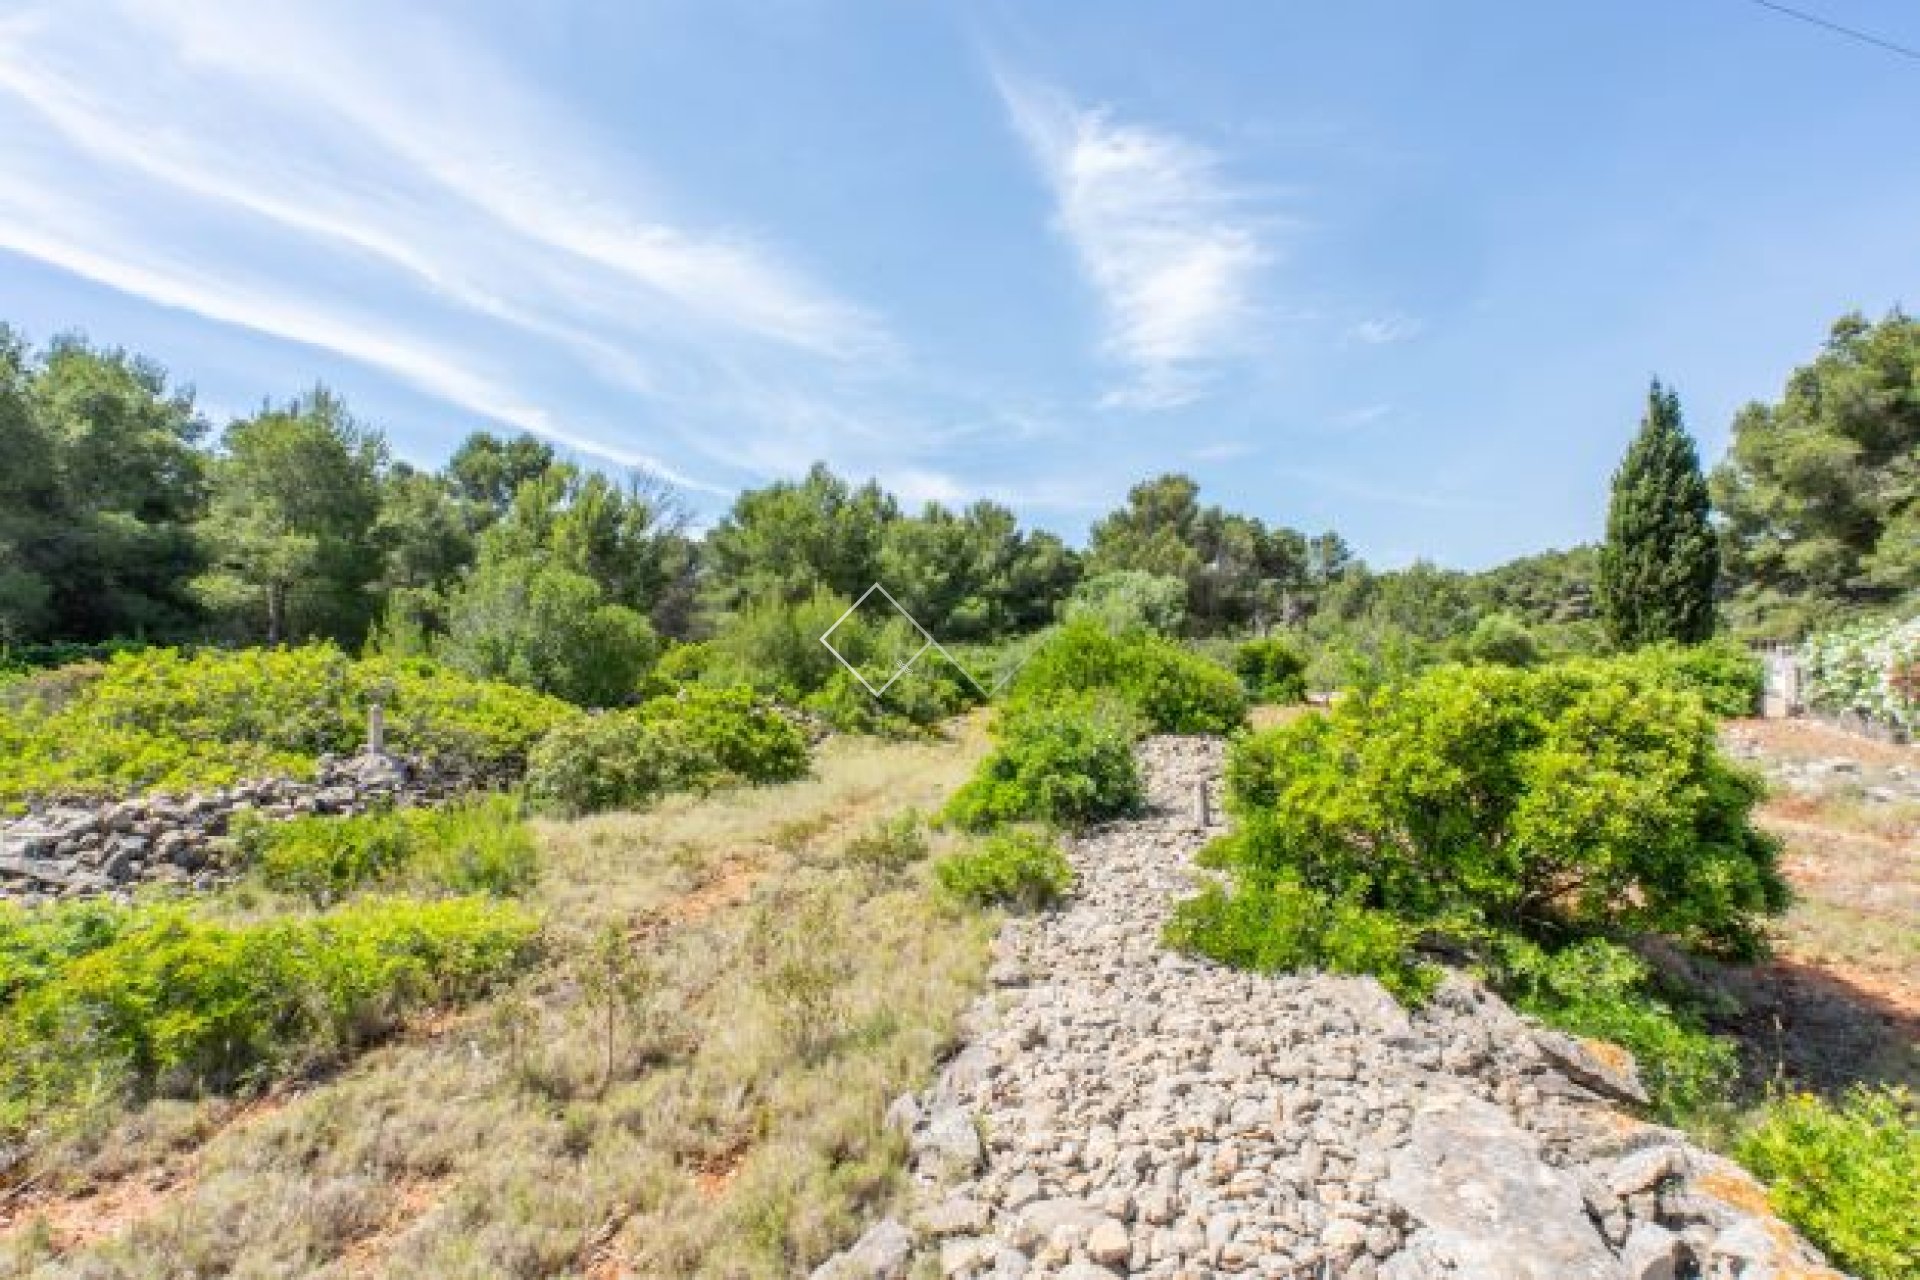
[0,752,475,904]
[815,736,1847,1279]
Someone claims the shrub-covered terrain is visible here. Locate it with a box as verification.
[525,685,810,817]
[0,895,538,1136]
[1803,614,1920,734]
[0,645,578,807]
[233,794,538,905]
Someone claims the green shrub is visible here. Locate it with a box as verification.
[1211,661,1786,957]
[526,687,810,816]
[941,693,1143,830]
[235,795,537,905]
[1614,640,1764,718]
[0,899,134,1012]
[704,591,980,732]
[635,686,809,784]
[1802,615,1920,734]
[1234,637,1308,702]
[1061,570,1187,635]
[0,646,579,808]
[524,713,701,818]
[1735,1086,1920,1280]
[1164,871,1438,1004]
[1010,620,1246,734]
[934,829,1074,910]
[440,557,659,707]
[1455,612,1541,667]
[1494,936,1736,1121]
[0,896,538,1130]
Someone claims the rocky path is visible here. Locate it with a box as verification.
[818,737,1848,1280]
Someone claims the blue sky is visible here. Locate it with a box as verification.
[1,1,1915,568]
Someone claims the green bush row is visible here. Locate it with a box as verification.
[0,896,539,1133]
[233,794,537,906]
[0,645,579,807]
[525,685,810,817]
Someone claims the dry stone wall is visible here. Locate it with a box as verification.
[0,753,474,905]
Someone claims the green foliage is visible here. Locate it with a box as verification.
[942,693,1143,830]
[1735,1086,1920,1280]
[1454,611,1540,668]
[441,557,658,707]
[1714,311,1919,638]
[1802,615,1920,733]
[193,388,387,646]
[1211,660,1787,956]
[0,646,578,807]
[1599,380,1719,648]
[934,829,1074,910]
[1010,620,1247,734]
[634,685,809,784]
[0,329,207,647]
[525,687,808,816]
[1614,640,1764,718]
[703,590,979,734]
[1164,871,1438,1004]
[1063,570,1188,636]
[1494,936,1736,1121]
[0,896,538,1131]
[1234,636,1308,701]
[234,795,537,905]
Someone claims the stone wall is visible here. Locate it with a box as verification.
[0,753,476,905]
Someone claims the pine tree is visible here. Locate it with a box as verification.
[1598,381,1719,648]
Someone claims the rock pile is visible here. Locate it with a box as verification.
[0,752,468,904]
[818,737,1847,1280]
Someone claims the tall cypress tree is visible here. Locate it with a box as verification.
[1598,380,1719,648]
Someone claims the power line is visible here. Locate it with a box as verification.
[1739,0,1920,63]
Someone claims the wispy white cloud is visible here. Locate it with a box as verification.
[1348,313,1422,345]
[1193,441,1257,461]
[997,72,1271,410]
[1333,403,1393,428]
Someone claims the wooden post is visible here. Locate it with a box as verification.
[367,700,386,756]
[1194,781,1211,830]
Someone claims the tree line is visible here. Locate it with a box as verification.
[1,308,1912,676]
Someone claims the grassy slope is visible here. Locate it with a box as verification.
[1,721,993,1279]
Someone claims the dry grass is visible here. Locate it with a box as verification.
[1,720,996,1278]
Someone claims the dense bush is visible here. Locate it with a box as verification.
[1494,936,1736,1121]
[1454,612,1541,667]
[942,693,1143,830]
[1612,640,1764,718]
[935,829,1074,910]
[1061,570,1187,636]
[441,558,659,708]
[0,896,538,1131]
[1205,661,1787,958]
[1164,871,1437,1004]
[525,687,809,816]
[1735,1086,1920,1280]
[1010,620,1246,734]
[1233,637,1308,701]
[234,795,537,905]
[703,591,980,733]
[0,646,579,807]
